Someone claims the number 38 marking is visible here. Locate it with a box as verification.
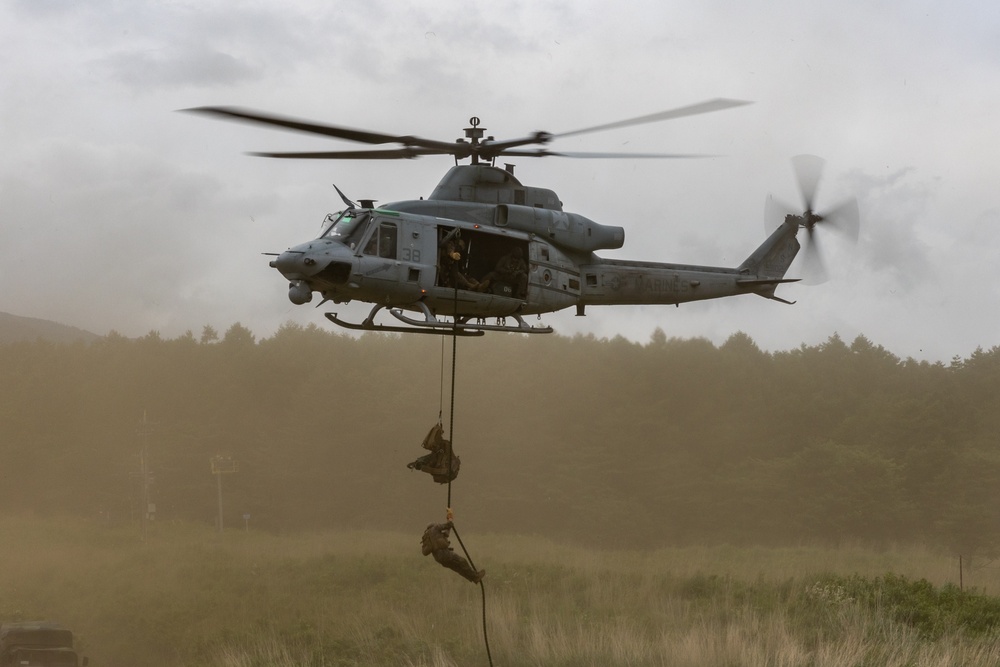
[401,248,421,263]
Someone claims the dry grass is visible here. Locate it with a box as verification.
[0,515,996,666]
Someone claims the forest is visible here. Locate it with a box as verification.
[1,323,998,557]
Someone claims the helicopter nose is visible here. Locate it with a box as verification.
[270,243,354,287]
[269,250,308,277]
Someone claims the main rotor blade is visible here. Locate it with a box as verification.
[551,98,752,140]
[184,100,753,162]
[182,106,458,151]
[247,147,452,160]
[496,149,716,159]
[791,154,825,212]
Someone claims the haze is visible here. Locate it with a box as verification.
[4,326,996,555]
[2,0,999,362]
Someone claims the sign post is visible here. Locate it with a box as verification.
[210,455,238,533]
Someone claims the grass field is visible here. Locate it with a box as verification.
[0,515,997,666]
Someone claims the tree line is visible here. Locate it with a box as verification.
[0,322,997,555]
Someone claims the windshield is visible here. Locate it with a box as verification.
[11,649,79,666]
[321,210,370,249]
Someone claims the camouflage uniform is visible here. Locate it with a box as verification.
[421,522,484,584]
[407,423,460,483]
[480,247,528,298]
[439,238,479,290]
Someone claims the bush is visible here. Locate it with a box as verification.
[818,573,1000,639]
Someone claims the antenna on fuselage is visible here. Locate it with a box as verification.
[332,183,356,208]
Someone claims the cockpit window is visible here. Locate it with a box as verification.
[321,210,370,249]
[319,211,342,235]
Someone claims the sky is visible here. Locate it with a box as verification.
[2,0,999,362]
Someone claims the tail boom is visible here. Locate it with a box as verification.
[576,220,801,308]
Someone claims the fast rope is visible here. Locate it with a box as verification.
[438,336,446,426]
[441,288,493,666]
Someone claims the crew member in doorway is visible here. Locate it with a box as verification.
[439,233,480,290]
[421,521,485,584]
[479,246,528,298]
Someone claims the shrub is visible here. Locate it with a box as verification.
[817,573,1000,639]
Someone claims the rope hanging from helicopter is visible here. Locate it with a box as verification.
[428,287,493,666]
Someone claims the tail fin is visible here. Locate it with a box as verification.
[736,220,800,302]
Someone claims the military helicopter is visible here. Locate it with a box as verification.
[185,100,859,336]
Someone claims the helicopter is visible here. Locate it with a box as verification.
[185,100,860,336]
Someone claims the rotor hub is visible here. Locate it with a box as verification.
[804,210,824,229]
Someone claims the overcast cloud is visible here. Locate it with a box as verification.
[2,0,998,361]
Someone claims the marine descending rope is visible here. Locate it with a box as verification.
[432,292,493,666]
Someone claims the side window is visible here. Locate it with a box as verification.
[364,222,398,259]
[378,223,397,259]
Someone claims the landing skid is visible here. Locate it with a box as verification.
[391,309,553,334]
[325,303,553,336]
[325,311,484,336]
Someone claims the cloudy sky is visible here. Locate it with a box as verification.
[2,0,998,361]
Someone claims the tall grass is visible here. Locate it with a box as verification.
[0,515,996,666]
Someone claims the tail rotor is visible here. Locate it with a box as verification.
[765,155,860,284]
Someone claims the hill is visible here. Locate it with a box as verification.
[0,323,998,557]
[0,312,99,344]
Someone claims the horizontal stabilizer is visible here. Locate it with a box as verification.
[736,274,799,305]
[736,277,801,287]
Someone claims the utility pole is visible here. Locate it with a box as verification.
[210,455,238,533]
[134,411,156,542]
